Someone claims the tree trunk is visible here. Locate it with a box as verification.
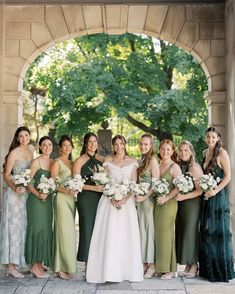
[126,114,173,141]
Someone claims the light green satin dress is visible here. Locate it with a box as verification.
[154,166,178,273]
[137,170,155,263]
[53,159,76,273]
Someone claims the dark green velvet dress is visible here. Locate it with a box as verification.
[25,169,53,267]
[76,154,102,262]
[199,162,235,282]
[176,161,201,265]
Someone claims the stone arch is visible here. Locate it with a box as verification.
[1,3,226,159]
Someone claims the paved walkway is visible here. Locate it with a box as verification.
[0,263,235,294]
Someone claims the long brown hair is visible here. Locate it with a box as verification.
[2,126,31,173]
[158,139,178,162]
[80,132,98,156]
[137,133,154,176]
[204,127,222,175]
[112,134,128,156]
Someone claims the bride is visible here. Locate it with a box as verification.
[86,135,143,283]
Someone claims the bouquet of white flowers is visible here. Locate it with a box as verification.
[103,180,130,209]
[64,174,85,198]
[198,173,221,200]
[151,178,169,197]
[37,174,56,195]
[11,169,31,188]
[129,181,150,197]
[92,166,110,185]
[173,174,194,194]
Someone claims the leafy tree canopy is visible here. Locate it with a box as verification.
[24,33,208,158]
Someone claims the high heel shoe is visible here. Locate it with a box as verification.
[185,263,198,278]
[6,268,24,278]
[144,267,155,279]
[29,268,50,279]
[178,264,191,277]
[160,272,175,280]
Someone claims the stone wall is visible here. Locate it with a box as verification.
[225,0,235,253]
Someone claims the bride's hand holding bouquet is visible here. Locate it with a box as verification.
[104,179,130,209]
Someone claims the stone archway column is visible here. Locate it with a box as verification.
[205,91,227,142]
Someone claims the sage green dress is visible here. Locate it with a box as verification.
[76,154,102,262]
[154,165,178,273]
[137,170,155,263]
[53,159,76,273]
[25,168,53,267]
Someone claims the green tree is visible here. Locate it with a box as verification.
[24,33,207,158]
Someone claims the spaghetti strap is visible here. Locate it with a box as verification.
[37,158,42,169]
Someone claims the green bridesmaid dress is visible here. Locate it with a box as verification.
[137,169,155,263]
[154,165,178,273]
[25,168,53,267]
[53,159,76,273]
[76,154,102,262]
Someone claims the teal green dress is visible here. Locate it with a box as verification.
[199,162,235,282]
[154,165,178,273]
[137,169,155,263]
[76,154,102,262]
[53,159,76,273]
[25,168,53,267]
[176,162,201,265]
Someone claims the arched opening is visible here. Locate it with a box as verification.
[21,32,208,161]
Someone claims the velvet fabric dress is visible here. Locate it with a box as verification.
[199,161,235,282]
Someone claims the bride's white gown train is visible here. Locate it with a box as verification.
[86,162,143,283]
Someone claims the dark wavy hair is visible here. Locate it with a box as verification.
[2,126,31,173]
[38,136,53,154]
[158,139,178,163]
[137,133,154,176]
[59,135,74,148]
[204,127,222,175]
[80,132,98,156]
[112,134,128,156]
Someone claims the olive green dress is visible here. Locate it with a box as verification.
[154,165,178,273]
[176,161,200,265]
[76,154,102,262]
[53,159,76,273]
[25,168,53,267]
[137,170,155,263]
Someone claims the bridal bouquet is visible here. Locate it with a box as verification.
[37,174,56,195]
[173,175,194,194]
[92,166,110,185]
[198,173,221,200]
[129,181,150,197]
[151,178,169,198]
[103,180,130,209]
[64,174,85,198]
[11,169,31,188]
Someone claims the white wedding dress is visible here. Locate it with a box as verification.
[86,161,143,283]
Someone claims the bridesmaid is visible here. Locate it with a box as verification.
[154,139,182,280]
[199,127,235,282]
[51,135,76,280]
[175,141,203,278]
[25,136,54,278]
[73,132,104,266]
[0,126,33,278]
[135,133,159,279]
